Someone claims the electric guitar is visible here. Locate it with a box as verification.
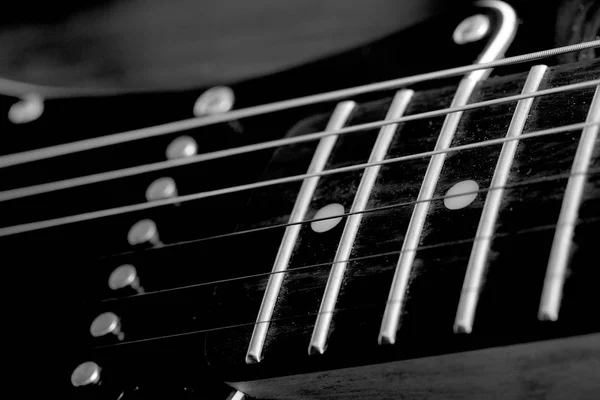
[0,1,598,398]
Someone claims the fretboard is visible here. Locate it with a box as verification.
[206,59,600,380]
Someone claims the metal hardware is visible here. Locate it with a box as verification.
[453,14,491,45]
[1,41,597,169]
[71,362,101,387]
[310,90,413,355]
[193,86,235,116]
[539,85,600,321]
[454,65,548,334]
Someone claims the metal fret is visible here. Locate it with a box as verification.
[453,65,548,334]
[538,85,600,321]
[227,391,246,400]
[377,77,478,344]
[378,0,517,344]
[308,90,414,355]
[245,101,355,364]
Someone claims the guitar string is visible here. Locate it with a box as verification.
[0,33,594,351]
[2,78,599,202]
[95,167,600,304]
[1,40,598,169]
[1,119,597,238]
[94,168,600,301]
[98,165,600,262]
[89,84,600,348]
[91,214,600,349]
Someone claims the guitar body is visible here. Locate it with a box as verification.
[0,1,598,399]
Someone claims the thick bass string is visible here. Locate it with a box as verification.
[0,120,597,238]
[0,40,598,169]
[1,79,599,203]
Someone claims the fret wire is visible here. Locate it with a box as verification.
[379,72,485,345]
[453,64,548,334]
[97,167,600,304]
[90,215,600,350]
[0,121,597,238]
[245,101,356,364]
[539,85,600,321]
[227,391,246,400]
[309,90,414,356]
[0,40,598,170]
[3,79,600,201]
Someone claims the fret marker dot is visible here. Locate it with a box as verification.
[444,180,479,210]
[146,177,177,201]
[71,362,101,387]
[166,136,198,160]
[109,264,144,293]
[8,94,44,124]
[127,219,160,246]
[311,203,345,233]
[193,86,235,116]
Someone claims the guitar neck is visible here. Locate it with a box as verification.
[205,58,600,387]
[0,28,598,400]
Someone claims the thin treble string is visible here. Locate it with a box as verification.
[100,166,600,261]
[3,78,600,202]
[92,215,600,349]
[0,120,597,238]
[95,167,600,303]
[1,40,599,169]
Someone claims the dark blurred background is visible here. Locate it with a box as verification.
[0,0,487,90]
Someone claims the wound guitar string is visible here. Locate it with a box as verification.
[0,120,597,237]
[92,213,600,350]
[1,40,598,169]
[94,167,600,300]
[0,42,599,345]
[1,79,599,202]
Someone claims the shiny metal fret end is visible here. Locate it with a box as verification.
[166,135,198,159]
[109,264,143,292]
[378,0,517,345]
[378,77,479,345]
[309,90,414,355]
[538,85,600,321]
[245,101,356,364]
[454,64,548,334]
[146,177,178,201]
[227,390,246,400]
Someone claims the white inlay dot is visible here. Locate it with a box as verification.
[166,136,198,159]
[444,180,479,210]
[311,203,345,233]
[193,86,235,116]
[8,94,44,124]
